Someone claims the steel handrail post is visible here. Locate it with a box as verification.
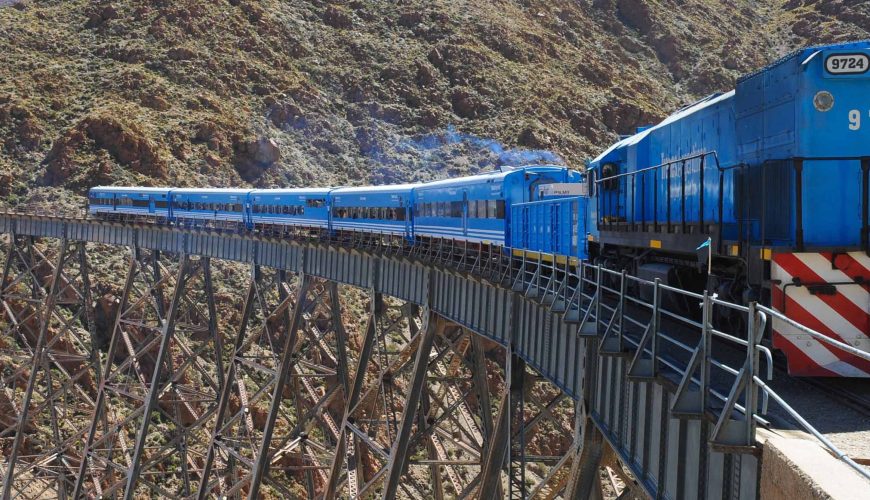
[651,278,661,375]
[617,270,626,350]
[594,264,603,332]
[745,302,758,445]
[701,290,711,412]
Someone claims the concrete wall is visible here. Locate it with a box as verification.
[759,429,870,500]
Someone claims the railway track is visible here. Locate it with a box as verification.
[788,371,870,417]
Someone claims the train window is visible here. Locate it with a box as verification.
[486,200,496,218]
[307,199,325,208]
[395,207,406,221]
[155,201,168,209]
[496,200,505,219]
[450,201,462,218]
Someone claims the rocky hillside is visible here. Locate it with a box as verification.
[1,0,868,205]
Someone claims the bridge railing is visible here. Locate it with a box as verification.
[520,252,870,482]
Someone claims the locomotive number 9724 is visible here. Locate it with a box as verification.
[825,53,869,74]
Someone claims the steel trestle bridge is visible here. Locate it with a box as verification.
[0,211,866,499]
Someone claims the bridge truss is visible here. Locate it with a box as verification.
[0,213,764,499]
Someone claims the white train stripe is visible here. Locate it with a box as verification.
[771,264,868,342]
[251,217,326,225]
[414,224,504,236]
[794,253,869,313]
[774,332,870,377]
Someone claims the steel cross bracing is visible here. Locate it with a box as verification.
[0,213,782,499]
[0,236,98,498]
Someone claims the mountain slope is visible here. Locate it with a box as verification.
[1,0,868,206]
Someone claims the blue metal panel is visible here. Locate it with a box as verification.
[511,196,588,259]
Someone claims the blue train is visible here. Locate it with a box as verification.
[89,41,870,376]
[88,164,587,255]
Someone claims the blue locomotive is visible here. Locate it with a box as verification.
[587,40,870,376]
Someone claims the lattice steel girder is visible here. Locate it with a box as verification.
[196,268,348,499]
[324,303,514,500]
[72,250,228,499]
[0,236,100,499]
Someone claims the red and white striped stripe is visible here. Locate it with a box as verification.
[771,252,870,377]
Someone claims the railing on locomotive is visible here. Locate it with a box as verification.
[593,151,748,254]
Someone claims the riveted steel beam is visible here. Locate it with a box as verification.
[1,238,101,499]
[381,312,440,498]
[123,254,193,499]
[248,275,311,498]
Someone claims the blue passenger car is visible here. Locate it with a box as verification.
[171,189,252,228]
[413,166,579,246]
[249,188,331,230]
[329,184,417,239]
[88,186,173,220]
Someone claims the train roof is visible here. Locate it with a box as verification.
[416,165,569,190]
[330,183,419,195]
[249,188,332,196]
[171,188,253,195]
[90,186,172,194]
[737,39,870,84]
[590,91,735,166]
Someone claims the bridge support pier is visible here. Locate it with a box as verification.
[1,237,99,499]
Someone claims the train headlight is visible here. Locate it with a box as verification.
[813,91,834,112]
